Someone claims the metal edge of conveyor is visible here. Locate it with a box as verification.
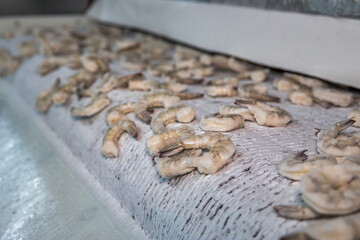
[86,0,360,89]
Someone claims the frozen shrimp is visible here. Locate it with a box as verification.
[36,78,60,113]
[71,94,111,118]
[206,85,237,97]
[219,105,255,122]
[281,213,360,240]
[235,99,292,127]
[200,113,244,132]
[161,133,236,174]
[273,77,300,92]
[301,165,360,215]
[317,119,360,157]
[102,120,138,158]
[134,91,180,123]
[277,150,337,181]
[207,77,239,87]
[238,83,280,102]
[106,102,136,125]
[146,125,195,156]
[237,69,270,82]
[284,73,326,87]
[155,149,202,178]
[150,104,196,134]
[288,89,313,106]
[312,87,353,107]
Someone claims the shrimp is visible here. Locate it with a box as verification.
[277,150,337,181]
[128,79,153,91]
[338,156,360,177]
[312,87,353,107]
[146,125,195,156]
[52,83,76,105]
[71,94,111,118]
[207,77,239,87]
[175,92,204,100]
[81,53,109,73]
[147,61,174,76]
[102,120,138,158]
[155,149,202,178]
[288,89,313,106]
[206,85,237,97]
[176,67,214,79]
[281,213,360,240]
[161,133,236,174]
[301,165,360,215]
[219,105,255,122]
[16,41,38,58]
[273,205,320,220]
[273,77,300,92]
[106,102,136,125]
[238,83,280,102]
[200,54,247,73]
[36,78,60,113]
[134,91,181,123]
[348,110,360,127]
[200,113,244,132]
[175,58,201,70]
[163,73,204,85]
[151,82,188,93]
[235,99,292,127]
[112,40,139,52]
[317,119,360,157]
[174,45,202,61]
[150,104,196,134]
[284,73,326,87]
[237,69,270,82]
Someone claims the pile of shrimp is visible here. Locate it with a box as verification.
[273,117,360,239]
[3,21,360,238]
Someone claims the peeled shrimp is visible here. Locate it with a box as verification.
[219,105,255,122]
[284,73,325,87]
[102,120,138,158]
[161,133,236,174]
[128,79,153,91]
[146,125,195,156]
[106,102,136,125]
[176,67,214,79]
[52,84,75,105]
[288,89,313,106]
[237,69,270,82]
[277,150,337,181]
[238,83,280,102]
[301,165,360,215]
[155,149,202,178]
[235,99,292,127]
[273,77,300,92]
[200,113,244,132]
[151,104,196,134]
[81,53,109,73]
[36,78,60,113]
[207,77,239,87]
[281,213,360,240]
[312,87,353,107]
[151,82,188,93]
[71,94,111,118]
[175,92,204,100]
[134,91,181,123]
[317,119,360,157]
[206,85,237,97]
[338,156,360,177]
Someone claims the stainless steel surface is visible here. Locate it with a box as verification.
[0,83,146,240]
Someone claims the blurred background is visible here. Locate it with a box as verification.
[0,0,92,15]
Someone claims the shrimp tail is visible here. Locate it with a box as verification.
[334,119,355,137]
[294,150,308,161]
